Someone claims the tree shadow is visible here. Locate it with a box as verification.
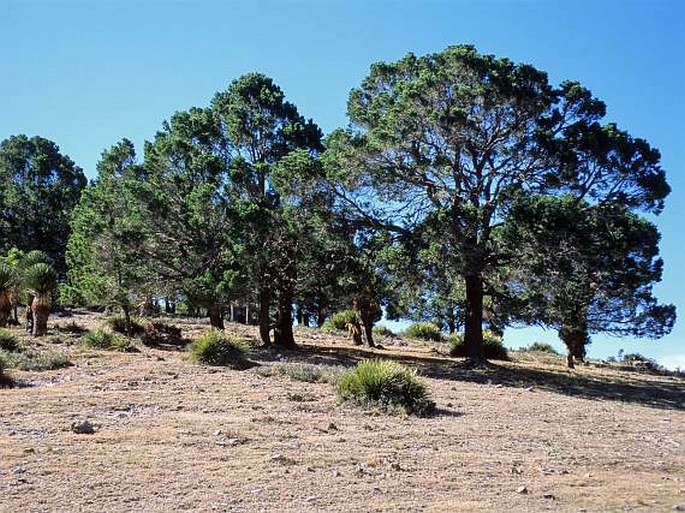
[264,342,685,412]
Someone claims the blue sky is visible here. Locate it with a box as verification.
[2,0,683,367]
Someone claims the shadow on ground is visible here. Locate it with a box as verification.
[259,341,685,412]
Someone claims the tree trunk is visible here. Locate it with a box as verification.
[462,274,484,363]
[362,318,375,348]
[273,289,296,349]
[316,307,326,328]
[302,313,311,328]
[447,305,456,334]
[559,324,588,369]
[259,287,271,344]
[122,304,133,337]
[209,304,224,329]
[0,293,11,328]
[24,303,33,333]
[359,306,376,348]
[32,304,49,337]
[295,306,304,326]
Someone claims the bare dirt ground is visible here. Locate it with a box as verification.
[1,311,684,512]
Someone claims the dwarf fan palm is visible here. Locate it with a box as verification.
[24,263,57,336]
[0,264,17,327]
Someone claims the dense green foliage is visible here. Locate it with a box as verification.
[189,329,249,368]
[0,328,18,351]
[449,330,509,361]
[500,195,675,366]
[0,135,86,274]
[328,310,359,331]
[404,322,443,342]
[525,342,560,354]
[1,46,668,363]
[326,44,672,362]
[82,329,131,351]
[337,359,434,416]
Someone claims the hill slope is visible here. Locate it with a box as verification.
[1,312,683,512]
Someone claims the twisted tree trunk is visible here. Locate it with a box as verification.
[31,297,50,337]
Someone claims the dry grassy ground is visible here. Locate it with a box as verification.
[1,311,684,512]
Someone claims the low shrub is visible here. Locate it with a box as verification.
[620,353,662,373]
[107,315,145,336]
[525,342,559,354]
[328,310,358,331]
[0,352,10,386]
[55,321,87,335]
[8,350,71,371]
[0,328,18,352]
[258,362,343,383]
[189,329,249,368]
[404,322,443,342]
[140,321,185,347]
[373,325,396,338]
[82,329,132,351]
[449,330,509,360]
[337,359,435,416]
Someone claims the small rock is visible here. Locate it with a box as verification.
[516,486,528,494]
[305,496,317,503]
[333,470,341,477]
[524,386,534,392]
[12,467,26,474]
[214,429,222,436]
[327,422,338,431]
[269,454,291,465]
[390,462,402,471]
[543,493,555,500]
[71,419,96,434]
[672,505,685,511]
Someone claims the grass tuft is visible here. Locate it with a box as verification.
[189,329,250,368]
[404,322,443,342]
[449,330,509,360]
[256,362,343,383]
[337,359,435,416]
[0,328,19,352]
[524,342,559,354]
[82,329,132,351]
[107,315,145,336]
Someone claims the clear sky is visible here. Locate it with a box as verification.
[2,0,683,368]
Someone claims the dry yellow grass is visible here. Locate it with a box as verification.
[1,311,683,512]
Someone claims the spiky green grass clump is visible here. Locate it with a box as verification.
[525,342,559,354]
[189,329,250,368]
[337,359,434,416]
[0,328,19,352]
[82,329,132,351]
[404,322,443,342]
[107,315,145,336]
[449,330,509,360]
[321,310,359,333]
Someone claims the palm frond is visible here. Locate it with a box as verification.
[24,263,57,295]
[0,264,17,292]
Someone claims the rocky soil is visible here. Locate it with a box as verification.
[1,311,684,512]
